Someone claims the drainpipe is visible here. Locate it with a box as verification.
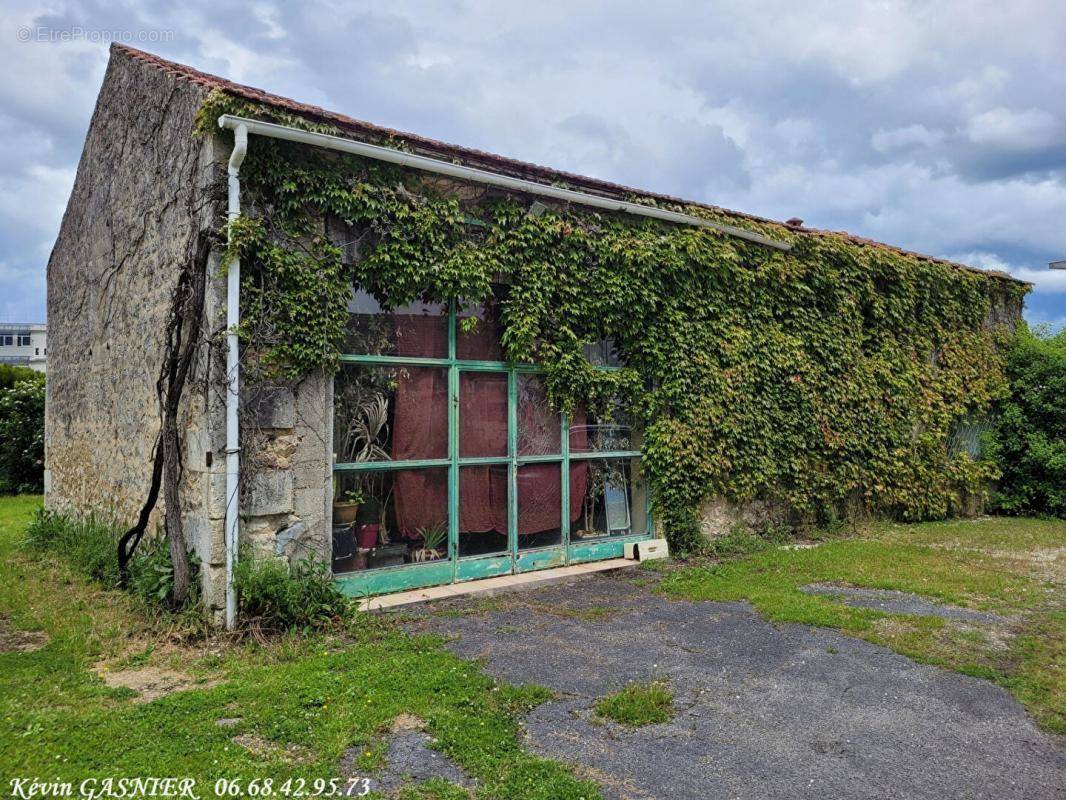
[223,122,248,631]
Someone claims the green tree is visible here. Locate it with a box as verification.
[989,325,1066,517]
[0,375,45,494]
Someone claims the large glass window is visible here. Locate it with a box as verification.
[459,372,508,458]
[518,374,560,456]
[332,289,649,581]
[569,399,633,454]
[518,463,563,549]
[334,364,448,463]
[458,464,509,557]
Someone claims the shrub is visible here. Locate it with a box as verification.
[128,540,202,607]
[0,364,40,390]
[0,375,45,494]
[234,554,349,630]
[988,325,1066,517]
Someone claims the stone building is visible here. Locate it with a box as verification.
[46,45,1026,624]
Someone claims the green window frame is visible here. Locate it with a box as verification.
[333,297,651,596]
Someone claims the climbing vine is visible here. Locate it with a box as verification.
[198,91,1027,551]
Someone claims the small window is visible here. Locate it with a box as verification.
[35,348,39,355]
[583,338,622,367]
[1,335,11,346]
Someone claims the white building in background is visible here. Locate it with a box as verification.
[0,323,47,372]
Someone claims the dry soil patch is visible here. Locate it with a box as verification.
[0,619,49,653]
[99,665,217,702]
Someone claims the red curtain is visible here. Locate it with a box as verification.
[390,312,588,539]
[392,314,449,538]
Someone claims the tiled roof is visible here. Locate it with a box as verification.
[111,43,1025,285]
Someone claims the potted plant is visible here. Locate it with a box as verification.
[410,521,447,562]
[332,486,364,525]
[355,477,387,549]
[356,520,380,550]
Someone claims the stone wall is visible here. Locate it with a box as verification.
[46,49,340,622]
[236,374,333,565]
[45,50,219,531]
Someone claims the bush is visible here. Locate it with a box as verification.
[234,554,349,630]
[25,511,346,628]
[0,364,41,390]
[988,325,1066,517]
[0,374,45,494]
[24,509,199,609]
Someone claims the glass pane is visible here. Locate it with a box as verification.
[459,372,509,457]
[583,338,622,366]
[334,364,448,463]
[345,288,448,358]
[457,287,505,361]
[331,467,448,572]
[569,400,633,454]
[459,464,509,557]
[518,463,562,549]
[517,373,561,456]
[569,458,645,540]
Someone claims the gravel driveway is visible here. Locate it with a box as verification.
[404,569,1065,800]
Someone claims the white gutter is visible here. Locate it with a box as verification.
[217,114,790,252]
[224,123,247,631]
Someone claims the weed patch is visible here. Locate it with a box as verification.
[595,681,674,726]
[234,555,350,631]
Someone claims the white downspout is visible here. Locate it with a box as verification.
[223,122,247,631]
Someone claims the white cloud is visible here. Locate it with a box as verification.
[871,124,946,153]
[0,0,1063,329]
[947,251,1066,294]
[966,107,1061,149]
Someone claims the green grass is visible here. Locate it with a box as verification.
[660,516,1065,733]
[0,496,598,799]
[594,681,674,726]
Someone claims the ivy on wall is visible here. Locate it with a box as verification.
[198,91,1028,551]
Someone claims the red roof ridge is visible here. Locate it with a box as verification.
[109,43,1026,286]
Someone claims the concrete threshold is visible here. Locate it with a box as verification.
[358,558,635,612]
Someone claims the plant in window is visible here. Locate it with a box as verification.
[410,521,447,562]
[336,386,390,464]
[331,476,364,524]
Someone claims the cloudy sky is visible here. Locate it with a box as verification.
[3,0,1065,327]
